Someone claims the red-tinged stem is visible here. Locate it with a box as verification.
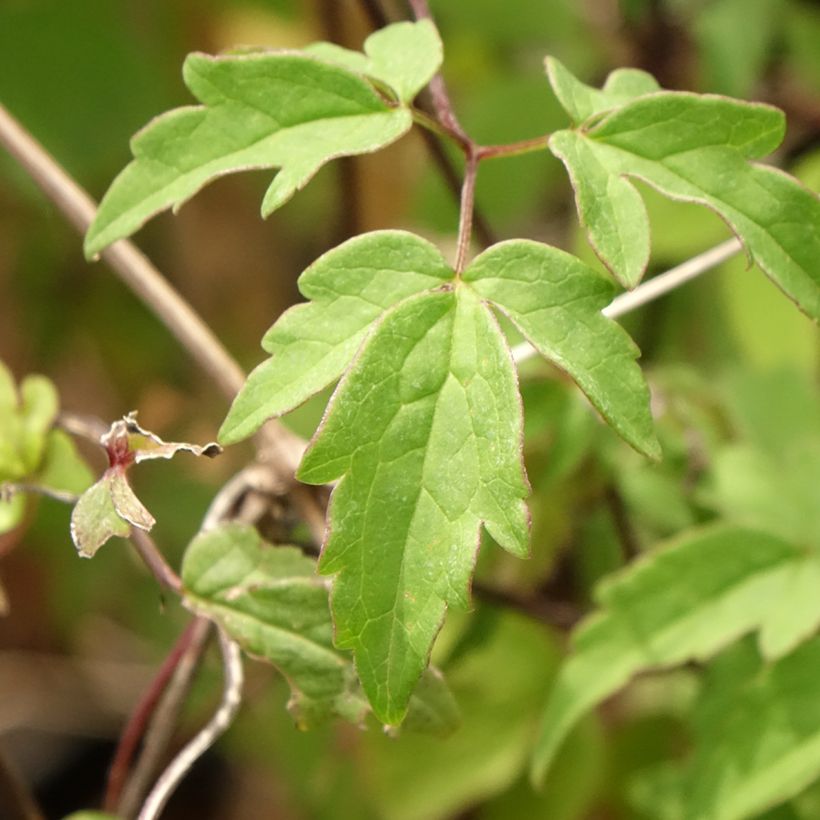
[104,617,205,813]
[476,135,552,160]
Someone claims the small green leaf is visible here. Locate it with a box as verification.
[298,287,529,723]
[683,638,820,819]
[547,75,820,315]
[546,57,660,125]
[70,473,134,559]
[531,526,807,784]
[85,21,442,257]
[0,362,59,480]
[463,240,659,459]
[219,231,452,445]
[308,20,442,104]
[182,522,459,732]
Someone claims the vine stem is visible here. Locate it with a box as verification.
[117,617,212,819]
[137,629,243,820]
[511,237,743,364]
[103,617,203,812]
[129,529,182,593]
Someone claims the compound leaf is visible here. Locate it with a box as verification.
[531,527,808,784]
[219,231,452,445]
[464,240,659,459]
[182,522,459,732]
[85,20,443,257]
[548,63,820,314]
[297,287,529,724]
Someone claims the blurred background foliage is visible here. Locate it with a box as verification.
[0,0,818,817]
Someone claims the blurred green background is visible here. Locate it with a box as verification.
[0,0,818,817]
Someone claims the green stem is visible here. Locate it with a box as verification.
[477,134,552,160]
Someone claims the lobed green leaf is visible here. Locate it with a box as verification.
[219,231,452,445]
[464,240,659,459]
[307,19,442,104]
[84,21,441,257]
[547,61,820,317]
[546,57,660,125]
[298,287,529,723]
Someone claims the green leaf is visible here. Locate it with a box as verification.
[705,442,820,547]
[298,287,529,724]
[84,21,442,257]
[182,522,459,732]
[363,611,563,820]
[463,240,659,459]
[219,231,452,445]
[307,19,442,104]
[71,471,135,558]
[183,522,367,726]
[0,362,59,480]
[547,67,820,314]
[531,526,812,785]
[683,638,820,819]
[545,57,660,125]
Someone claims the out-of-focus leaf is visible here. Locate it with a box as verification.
[85,21,441,256]
[363,611,560,820]
[531,527,811,784]
[36,430,94,496]
[704,443,820,547]
[680,639,820,819]
[0,362,59,480]
[693,0,783,97]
